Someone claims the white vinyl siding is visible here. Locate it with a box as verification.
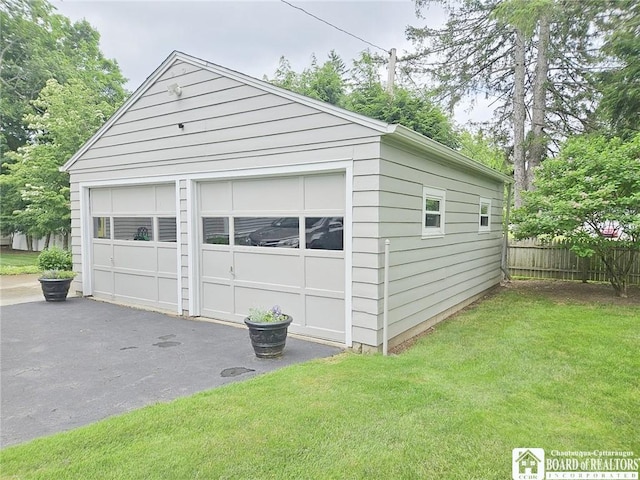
[67,60,379,180]
[351,139,505,347]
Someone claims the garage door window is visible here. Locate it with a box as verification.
[114,217,153,241]
[306,217,343,250]
[235,217,299,248]
[93,217,111,239]
[203,217,230,245]
[158,217,177,242]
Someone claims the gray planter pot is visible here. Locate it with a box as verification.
[244,315,293,358]
[39,278,73,302]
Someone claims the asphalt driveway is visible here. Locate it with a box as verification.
[0,297,342,448]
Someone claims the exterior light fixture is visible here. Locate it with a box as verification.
[167,83,182,97]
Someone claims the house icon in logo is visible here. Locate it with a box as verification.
[517,450,541,474]
[512,448,545,480]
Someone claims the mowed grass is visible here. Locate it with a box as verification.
[1,288,638,479]
[0,249,40,274]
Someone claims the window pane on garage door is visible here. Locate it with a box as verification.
[114,217,153,241]
[93,217,111,239]
[306,217,343,250]
[235,217,299,248]
[203,217,230,245]
[158,217,177,242]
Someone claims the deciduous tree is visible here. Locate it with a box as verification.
[2,78,122,247]
[512,134,640,297]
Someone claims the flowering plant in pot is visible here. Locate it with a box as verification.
[244,305,293,358]
[37,247,76,302]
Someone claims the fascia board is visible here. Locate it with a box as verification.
[386,125,513,184]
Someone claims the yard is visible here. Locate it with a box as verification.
[0,248,40,275]
[1,281,638,479]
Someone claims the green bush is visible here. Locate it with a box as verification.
[37,247,72,271]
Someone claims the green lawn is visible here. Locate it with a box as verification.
[1,287,638,479]
[0,249,40,275]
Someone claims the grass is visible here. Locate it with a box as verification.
[1,288,638,479]
[0,249,40,275]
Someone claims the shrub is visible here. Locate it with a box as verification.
[40,269,76,279]
[37,247,72,271]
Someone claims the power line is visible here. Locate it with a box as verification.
[279,0,389,54]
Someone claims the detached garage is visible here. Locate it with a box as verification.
[63,51,510,351]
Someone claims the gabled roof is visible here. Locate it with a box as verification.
[62,51,511,183]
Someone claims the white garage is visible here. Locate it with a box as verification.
[88,184,179,311]
[64,51,509,351]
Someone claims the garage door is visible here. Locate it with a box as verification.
[90,184,178,311]
[198,174,345,342]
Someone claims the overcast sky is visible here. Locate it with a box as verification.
[52,1,488,124]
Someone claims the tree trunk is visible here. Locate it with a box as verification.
[63,232,69,250]
[44,232,51,249]
[527,13,551,190]
[513,27,527,208]
[26,235,33,252]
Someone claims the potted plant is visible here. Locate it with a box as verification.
[37,246,75,302]
[244,305,293,358]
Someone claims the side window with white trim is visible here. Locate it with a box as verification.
[422,187,446,237]
[479,198,491,232]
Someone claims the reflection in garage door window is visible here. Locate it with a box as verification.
[93,217,111,239]
[306,217,343,250]
[114,217,153,241]
[158,217,177,242]
[235,217,299,248]
[203,217,230,245]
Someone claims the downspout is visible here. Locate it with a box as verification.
[501,183,513,282]
[383,239,390,356]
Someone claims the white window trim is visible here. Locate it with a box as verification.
[422,186,446,238]
[479,197,491,233]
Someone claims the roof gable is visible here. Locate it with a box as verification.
[62,51,510,184]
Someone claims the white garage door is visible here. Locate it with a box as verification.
[198,174,345,342]
[90,184,178,311]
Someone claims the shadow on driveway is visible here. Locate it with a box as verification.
[0,298,342,448]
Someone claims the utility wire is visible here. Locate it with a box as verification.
[280,0,389,54]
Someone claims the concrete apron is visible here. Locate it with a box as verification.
[0,297,342,448]
[0,274,43,306]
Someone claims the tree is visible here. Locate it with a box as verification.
[265,51,460,149]
[2,78,123,247]
[267,51,346,106]
[512,134,640,297]
[406,0,605,206]
[0,0,126,168]
[596,0,640,139]
[458,130,510,174]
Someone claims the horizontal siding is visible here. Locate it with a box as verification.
[350,138,505,347]
[69,182,83,295]
[70,60,379,177]
[68,142,363,182]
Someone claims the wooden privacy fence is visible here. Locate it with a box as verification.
[508,238,640,284]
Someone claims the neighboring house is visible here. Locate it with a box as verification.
[61,51,510,351]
